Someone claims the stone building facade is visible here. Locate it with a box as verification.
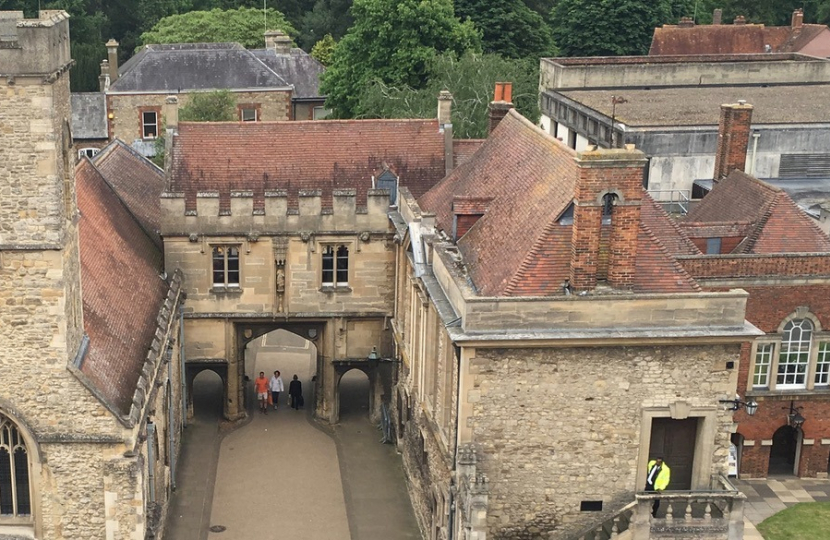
[389,108,758,539]
[0,11,184,539]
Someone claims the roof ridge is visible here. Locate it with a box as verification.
[736,191,779,253]
[503,215,562,295]
[505,108,577,156]
[639,220,701,291]
[244,47,290,86]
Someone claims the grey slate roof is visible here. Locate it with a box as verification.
[110,43,290,93]
[71,92,108,139]
[251,48,325,99]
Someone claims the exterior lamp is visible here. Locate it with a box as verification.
[784,401,805,429]
[719,397,758,416]
[367,347,379,361]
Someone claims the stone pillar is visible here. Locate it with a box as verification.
[713,102,753,182]
[456,444,489,540]
[438,90,454,174]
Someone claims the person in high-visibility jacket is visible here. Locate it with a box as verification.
[645,457,670,517]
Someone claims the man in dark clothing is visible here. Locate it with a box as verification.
[288,374,303,410]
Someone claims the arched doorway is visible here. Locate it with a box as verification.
[730,433,744,478]
[191,369,224,422]
[769,424,799,476]
[338,369,370,422]
[244,329,316,412]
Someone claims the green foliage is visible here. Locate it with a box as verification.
[310,33,336,65]
[179,90,236,121]
[320,0,481,118]
[455,0,556,58]
[551,0,684,56]
[139,7,297,49]
[299,0,354,48]
[693,0,830,25]
[357,52,540,139]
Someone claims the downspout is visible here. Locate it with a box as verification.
[180,305,187,428]
[749,131,760,176]
[147,422,156,503]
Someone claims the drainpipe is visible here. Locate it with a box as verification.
[750,131,760,176]
[180,305,187,428]
[147,421,156,503]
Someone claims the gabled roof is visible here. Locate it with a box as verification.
[418,109,699,296]
[90,140,165,248]
[76,158,169,415]
[683,170,830,254]
[71,92,108,139]
[650,22,830,56]
[110,43,290,93]
[170,119,446,211]
[250,48,324,99]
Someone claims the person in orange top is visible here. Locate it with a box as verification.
[254,371,270,414]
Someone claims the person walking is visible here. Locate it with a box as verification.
[269,370,284,410]
[645,456,670,517]
[288,375,303,410]
[254,371,270,414]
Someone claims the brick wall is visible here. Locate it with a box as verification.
[679,254,830,279]
[713,103,752,181]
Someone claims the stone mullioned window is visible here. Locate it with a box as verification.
[0,414,31,520]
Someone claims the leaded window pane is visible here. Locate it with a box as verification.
[336,245,349,285]
[816,342,830,386]
[227,247,240,286]
[212,247,225,286]
[0,417,30,517]
[753,343,774,387]
[777,319,813,388]
[322,246,334,285]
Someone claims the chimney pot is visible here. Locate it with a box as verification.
[733,15,746,25]
[712,8,723,25]
[488,82,514,135]
[678,16,695,28]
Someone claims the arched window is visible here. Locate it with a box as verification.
[777,319,813,389]
[0,414,31,517]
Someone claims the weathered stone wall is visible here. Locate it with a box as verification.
[107,90,291,142]
[463,344,739,539]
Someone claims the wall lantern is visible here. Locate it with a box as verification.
[784,401,805,429]
[367,346,379,361]
[719,397,759,416]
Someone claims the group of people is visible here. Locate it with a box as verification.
[253,371,304,414]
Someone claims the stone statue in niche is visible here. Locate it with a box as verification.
[276,266,285,312]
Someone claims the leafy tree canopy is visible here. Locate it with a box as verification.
[456,0,556,58]
[138,7,297,49]
[550,0,688,56]
[357,52,539,139]
[179,89,237,121]
[310,33,336,65]
[298,0,354,48]
[320,0,481,118]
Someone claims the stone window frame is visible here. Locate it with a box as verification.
[0,409,41,536]
[210,244,242,292]
[139,107,161,140]
[747,309,830,392]
[77,147,99,160]
[237,103,261,122]
[319,242,352,292]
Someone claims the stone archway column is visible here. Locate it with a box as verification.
[227,321,244,421]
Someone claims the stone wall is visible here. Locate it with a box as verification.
[462,344,739,539]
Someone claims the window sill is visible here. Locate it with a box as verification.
[211,286,243,295]
[320,285,352,294]
[747,388,830,398]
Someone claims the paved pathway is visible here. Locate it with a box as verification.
[164,331,420,540]
[734,477,830,539]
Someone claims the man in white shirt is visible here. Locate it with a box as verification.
[269,370,284,410]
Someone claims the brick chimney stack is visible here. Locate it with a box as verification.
[678,16,695,28]
[265,30,292,54]
[712,9,723,25]
[570,145,647,290]
[488,82,514,135]
[792,9,804,32]
[106,39,119,83]
[98,60,110,92]
[438,90,454,174]
[713,101,753,182]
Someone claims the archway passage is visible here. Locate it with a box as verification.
[244,329,316,412]
[769,425,798,475]
[191,369,224,422]
[338,368,370,422]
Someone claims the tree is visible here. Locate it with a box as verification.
[320,0,481,118]
[138,7,298,49]
[298,0,354,49]
[179,90,237,121]
[550,0,684,56]
[310,33,336,65]
[455,0,556,58]
[357,52,540,139]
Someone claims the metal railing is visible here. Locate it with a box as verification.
[648,189,691,216]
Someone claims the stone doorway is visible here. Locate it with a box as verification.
[338,368,370,422]
[187,365,227,421]
[769,425,799,476]
[649,417,698,490]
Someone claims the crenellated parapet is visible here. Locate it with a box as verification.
[0,11,72,78]
[160,188,394,236]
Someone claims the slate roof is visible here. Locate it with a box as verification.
[110,43,290,92]
[683,170,830,254]
[251,48,325,99]
[170,119,446,211]
[650,22,830,55]
[71,92,108,139]
[418,109,699,296]
[91,140,165,248]
[76,158,169,415]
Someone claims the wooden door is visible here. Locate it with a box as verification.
[649,418,698,490]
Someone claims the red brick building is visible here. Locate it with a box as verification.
[675,103,830,478]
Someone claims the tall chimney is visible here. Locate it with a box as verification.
[488,82,514,135]
[163,96,179,179]
[713,101,753,182]
[792,9,804,32]
[438,90,454,174]
[98,60,110,92]
[570,145,647,291]
[106,39,119,83]
[265,29,292,54]
[712,9,723,25]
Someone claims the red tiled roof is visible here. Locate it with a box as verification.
[751,191,830,253]
[649,23,830,55]
[91,140,165,248]
[76,159,169,415]
[453,139,485,166]
[419,109,700,296]
[170,119,446,212]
